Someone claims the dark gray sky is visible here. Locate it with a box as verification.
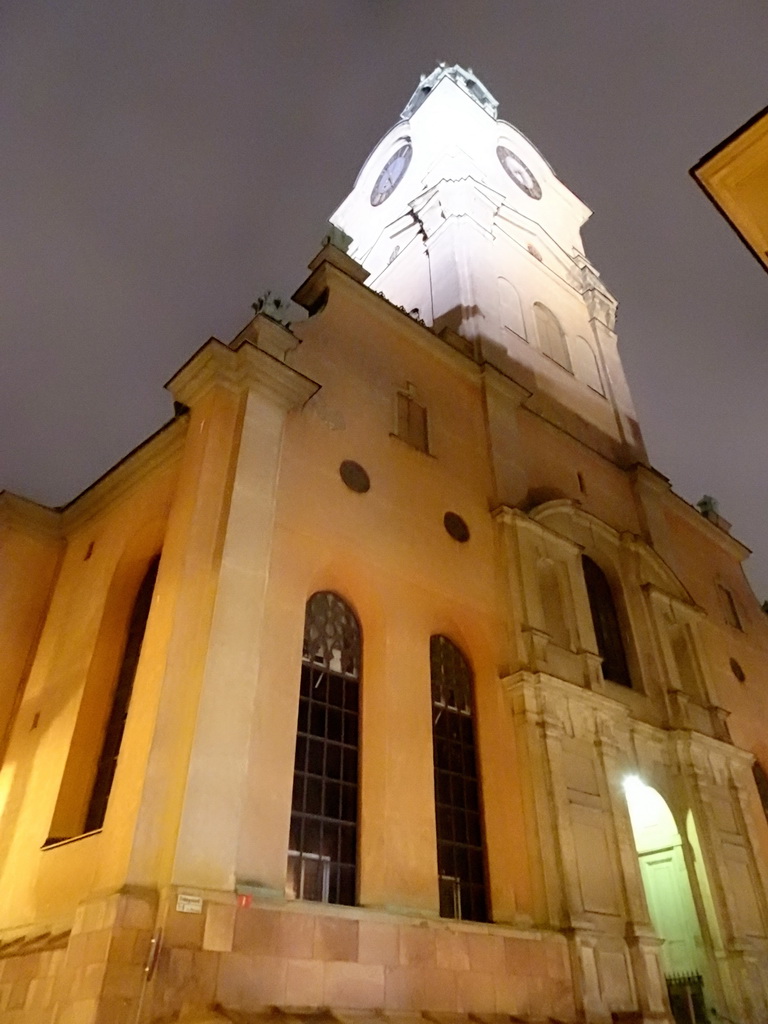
[3,3,768,598]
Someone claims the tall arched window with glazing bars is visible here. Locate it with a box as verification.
[430,634,488,922]
[287,592,361,906]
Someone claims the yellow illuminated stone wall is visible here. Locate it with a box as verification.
[2,66,768,1024]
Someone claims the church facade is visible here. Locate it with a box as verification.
[2,65,768,1024]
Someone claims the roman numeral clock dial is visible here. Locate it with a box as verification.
[370,142,413,206]
[496,144,542,200]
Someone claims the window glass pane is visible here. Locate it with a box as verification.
[328,675,344,708]
[397,392,410,439]
[305,776,322,814]
[439,875,460,919]
[582,556,632,687]
[338,866,355,906]
[409,401,428,451]
[325,742,342,780]
[753,763,768,822]
[288,592,360,905]
[306,737,324,775]
[327,706,342,742]
[430,634,489,923]
[718,584,742,630]
[396,391,429,452]
[309,702,326,736]
[84,555,160,834]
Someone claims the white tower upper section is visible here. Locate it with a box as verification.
[330,64,644,464]
[332,64,591,282]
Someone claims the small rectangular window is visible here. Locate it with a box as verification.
[718,584,742,630]
[396,387,429,453]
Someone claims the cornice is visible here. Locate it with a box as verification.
[629,462,672,497]
[480,362,531,407]
[672,727,754,770]
[494,205,583,296]
[166,335,319,411]
[307,242,369,283]
[60,415,187,532]
[229,314,301,362]
[573,253,618,331]
[517,392,640,472]
[642,581,704,619]
[410,175,504,239]
[492,503,583,555]
[293,245,368,311]
[632,463,750,562]
[529,498,623,551]
[0,492,61,539]
[292,261,483,384]
[502,668,632,725]
[627,717,751,773]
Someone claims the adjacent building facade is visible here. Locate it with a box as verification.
[2,65,768,1024]
[691,104,768,274]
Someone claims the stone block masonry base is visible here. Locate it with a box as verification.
[0,893,578,1023]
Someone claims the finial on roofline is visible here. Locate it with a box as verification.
[401,63,498,120]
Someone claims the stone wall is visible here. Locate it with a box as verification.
[0,892,154,1024]
[146,900,576,1022]
[0,894,577,1023]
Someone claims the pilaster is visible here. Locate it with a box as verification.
[126,334,318,893]
[576,255,647,466]
[675,732,768,1022]
[170,340,318,891]
[356,605,440,916]
[595,718,671,1020]
[480,367,530,509]
[492,507,530,677]
[503,673,567,928]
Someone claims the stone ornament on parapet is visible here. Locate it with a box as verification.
[166,335,319,413]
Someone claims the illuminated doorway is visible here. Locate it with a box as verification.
[624,777,711,1021]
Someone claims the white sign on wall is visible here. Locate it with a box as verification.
[176,892,204,914]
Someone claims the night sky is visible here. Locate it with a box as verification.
[3,3,768,599]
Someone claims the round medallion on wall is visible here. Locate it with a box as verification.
[370,142,413,206]
[339,460,370,493]
[443,511,470,543]
[496,144,542,200]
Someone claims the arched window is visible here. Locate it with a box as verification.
[570,335,605,395]
[82,555,160,833]
[287,592,361,906]
[48,553,161,844]
[430,635,488,922]
[753,762,768,823]
[499,277,526,340]
[582,556,632,688]
[534,302,572,372]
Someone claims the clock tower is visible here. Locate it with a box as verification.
[331,63,646,466]
[4,59,768,1024]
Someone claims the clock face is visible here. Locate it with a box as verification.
[370,143,413,206]
[496,145,542,200]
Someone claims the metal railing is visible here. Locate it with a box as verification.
[666,972,708,1024]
